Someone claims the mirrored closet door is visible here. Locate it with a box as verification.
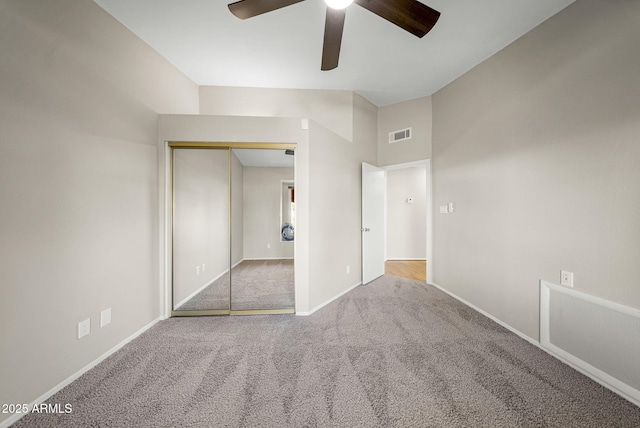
[172,147,230,315]
[230,148,295,312]
[170,143,295,316]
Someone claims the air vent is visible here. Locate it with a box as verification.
[389,127,412,143]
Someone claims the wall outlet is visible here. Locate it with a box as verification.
[202,263,206,272]
[100,308,111,328]
[561,270,574,288]
[439,205,449,214]
[267,243,271,249]
[196,265,200,276]
[78,318,91,339]
[346,265,350,274]
[448,202,455,213]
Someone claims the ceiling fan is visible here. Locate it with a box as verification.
[228,0,440,71]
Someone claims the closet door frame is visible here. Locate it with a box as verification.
[169,141,296,317]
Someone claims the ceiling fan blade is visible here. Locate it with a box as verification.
[354,0,440,38]
[321,8,346,71]
[228,0,305,20]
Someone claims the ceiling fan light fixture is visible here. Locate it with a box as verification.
[228,0,440,70]
[324,0,353,10]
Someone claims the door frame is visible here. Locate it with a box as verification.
[377,159,432,284]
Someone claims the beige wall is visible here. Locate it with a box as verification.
[301,94,378,311]
[0,0,199,423]
[353,94,379,165]
[242,167,295,260]
[378,96,432,166]
[308,122,364,310]
[432,0,640,340]
[199,86,354,142]
[386,167,427,260]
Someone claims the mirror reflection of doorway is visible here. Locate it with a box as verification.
[170,143,295,316]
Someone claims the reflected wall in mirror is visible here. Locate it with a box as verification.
[172,148,230,312]
[281,181,295,242]
[231,148,295,311]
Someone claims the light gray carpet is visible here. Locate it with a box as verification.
[176,259,294,311]
[14,276,640,427]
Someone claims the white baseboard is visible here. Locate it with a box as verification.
[430,281,640,407]
[0,317,162,428]
[242,257,294,261]
[296,281,362,316]
[385,258,426,261]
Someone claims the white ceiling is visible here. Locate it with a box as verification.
[94,0,574,106]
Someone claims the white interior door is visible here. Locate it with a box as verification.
[362,162,386,284]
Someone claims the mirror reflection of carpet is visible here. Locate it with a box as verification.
[176,259,294,311]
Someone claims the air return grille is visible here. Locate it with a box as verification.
[540,280,640,406]
[389,127,412,143]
